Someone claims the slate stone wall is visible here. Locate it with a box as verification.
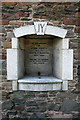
[0,1,80,119]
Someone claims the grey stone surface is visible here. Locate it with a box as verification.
[0,27,5,33]
[9,91,25,100]
[2,100,14,110]
[12,98,25,104]
[7,32,14,38]
[35,4,46,13]
[57,91,77,100]
[30,113,45,120]
[26,101,37,106]
[25,39,53,76]
[60,99,80,113]
[26,106,46,112]
[48,103,60,111]
[7,110,17,116]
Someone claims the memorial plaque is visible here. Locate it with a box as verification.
[25,39,53,76]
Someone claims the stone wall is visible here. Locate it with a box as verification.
[0,1,80,119]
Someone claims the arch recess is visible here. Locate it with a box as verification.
[13,22,67,38]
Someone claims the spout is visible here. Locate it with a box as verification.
[38,72,41,79]
[39,76,41,79]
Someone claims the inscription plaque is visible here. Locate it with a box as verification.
[25,39,53,76]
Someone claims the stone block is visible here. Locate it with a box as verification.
[14,105,25,111]
[7,49,18,80]
[60,99,80,113]
[45,25,67,38]
[7,49,24,80]
[62,38,69,49]
[0,55,6,60]
[9,20,24,26]
[12,38,19,49]
[0,20,9,25]
[13,25,35,38]
[62,80,68,90]
[35,4,46,13]
[53,49,62,79]
[7,32,15,39]
[62,49,73,80]
[53,38,69,50]
[30,113,45,120]
[12,81,17,91]
[48,103,60,111]
[0,27,5,33]
[53,49,73,80]
[2,41,11,49]
[2,100,14,110]
[18,82,62,91]
[63,18,79,25]
[9,91,25,100]
[26,101,37,106]
[2,2,17,6]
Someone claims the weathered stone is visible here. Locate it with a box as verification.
[7,32,14,38]
[20,17,31,21]
[24,21,34,25]
[66,30,75,38]
[2,100,14,110]
[26,107,39,112]
[2,114,9,119]
[70,42,79,49]
[36,113,45,119]
[7,13,19,20]
[35,5,46,13]
[14,105,25,111]
[0,27,5,33]
[2,82,12,89]
[9,91,25,100]
[33,13,46,18]
[3,6,14,9]
[25,92,35,98]
[7,10,16,13]
[37,102,47,107]
[0,55,6,60]
[20,9,32,12]
[24,13,29,17]
[30,113,45,120]
[57,92,77,100]
[2,41,11,49]
[7,110,17,116]
[9,20,24,26]
[30,113,38,120]
[26,106,46,112]
[38,94,48,98]
[63,18,79,25]
[33,13,40,18]
[60,99,80,113]
[0,69,7,75]
[12,98,25,104]
[2,2,17,6]
[18,112,28,119]
[48,103,60,111]
[26,101,37,106]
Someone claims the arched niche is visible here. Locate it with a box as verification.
[7,22,73,91]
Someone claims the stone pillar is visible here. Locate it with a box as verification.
[7,37,24,90]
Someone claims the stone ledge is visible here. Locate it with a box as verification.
[18,76,62,83]
[18,76,62,91]
[18,83,62,91]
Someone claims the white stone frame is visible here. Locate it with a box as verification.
[7,22,73,91]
